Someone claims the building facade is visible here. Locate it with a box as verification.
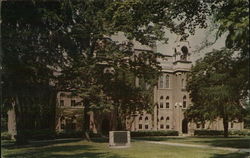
[55,39,244,135]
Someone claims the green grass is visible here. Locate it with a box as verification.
[134,136,250,149]
[1,138,249,158]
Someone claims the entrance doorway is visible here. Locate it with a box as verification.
[182,118,188,134]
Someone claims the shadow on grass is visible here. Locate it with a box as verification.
[4,143,127,158]
[2,139,83,149]
[196,138,250,149]
[210,152,249,158]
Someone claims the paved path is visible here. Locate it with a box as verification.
[144,141,250,153]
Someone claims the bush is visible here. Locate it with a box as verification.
[194,129,250,136]
[229,130,250,136]
[194,130,224,136]
[131,130,178,137]
[1,132,12,140]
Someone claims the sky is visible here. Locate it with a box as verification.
[111,20,227,63]
[156,26,226,62]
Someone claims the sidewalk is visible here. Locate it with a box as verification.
[144,141,250,153]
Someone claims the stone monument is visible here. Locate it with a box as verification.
[109,131,130,148]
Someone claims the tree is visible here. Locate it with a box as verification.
[2,1,66,144]
[54,0,211,138]
[185,49,247,137]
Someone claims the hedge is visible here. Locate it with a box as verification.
[131,130,179,137]
[194,130,250,136]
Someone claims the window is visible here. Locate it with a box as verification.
[160,102,164,108]
[159,75,164,88]
[139,116,143,121]
[183,95,187,108]
[231,122,234,128]
[160,124,164,129]
[166,102,170,108]
[160,96,164,100]
[166,125,170,129]
[71,100,76,106]
[166,117,170,121]
[202,124,205,129]
[166,96,169,100]
[160,116,164,120]
[145,125,149,129]
[60,100,64,106]
[196,124,200,128]
[165,75,170,88]
[139,124,142,129]
[145,117,149,121]
[183,101,186,108]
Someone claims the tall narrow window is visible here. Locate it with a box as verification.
[166,102,170,108]
[139,124,142,129]
[71,100,76,106]
[160,102,164,108]
[181,79,184,88]
[183,95,187,108]
[165,75,170,88]
[145,116,149,121]
[159,75,164,88]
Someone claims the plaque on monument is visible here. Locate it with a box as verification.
[109,131,130,148]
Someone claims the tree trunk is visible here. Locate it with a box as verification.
[83,105,90,141]
[223,117,229,138]
[15,96,28,145]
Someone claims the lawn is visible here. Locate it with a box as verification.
[134,136,250,149]
[2,137,249,158]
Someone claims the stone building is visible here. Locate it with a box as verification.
[55,39,244,135]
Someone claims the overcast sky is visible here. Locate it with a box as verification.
[156,26,226,62]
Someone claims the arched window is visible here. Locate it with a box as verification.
[183,95,187,100]
[145,116,149,121]
[165,75,170,88]
[160,96,164,100]
[160,116,164,120]
[166,117,170,121]
[159,75,164,88]
[166,125,170,129]
[166,96,169,100]
[139,116,143,121]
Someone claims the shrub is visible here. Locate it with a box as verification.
[1,132,12,140]
[131,130,178,137]
[194,130,224,136]
[194,129,250,136]
[229,130,250,136]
